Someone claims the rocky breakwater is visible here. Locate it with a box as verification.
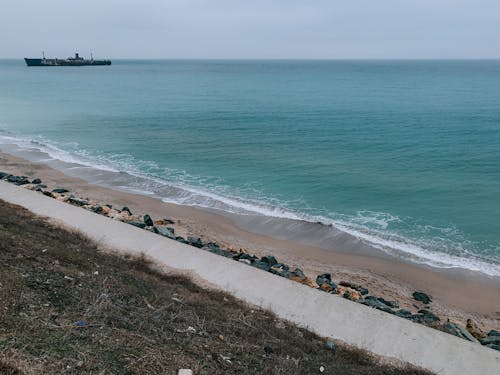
[1,171,499,353]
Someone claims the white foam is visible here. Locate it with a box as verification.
[1,131,499,277]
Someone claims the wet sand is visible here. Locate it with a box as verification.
[1,150,499,331]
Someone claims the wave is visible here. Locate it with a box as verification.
[1,130,499,277]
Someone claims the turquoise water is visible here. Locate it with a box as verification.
[1,60,499,275]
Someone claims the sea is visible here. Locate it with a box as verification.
[0,59,499,277]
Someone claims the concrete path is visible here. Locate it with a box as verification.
[1,181,499,374]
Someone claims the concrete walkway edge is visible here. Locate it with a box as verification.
[1,181,499,374]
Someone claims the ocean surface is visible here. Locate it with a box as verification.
[1,59,499,276]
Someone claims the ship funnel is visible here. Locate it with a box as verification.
[75,53,79,59]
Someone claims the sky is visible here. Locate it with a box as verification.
[1,0,499,59]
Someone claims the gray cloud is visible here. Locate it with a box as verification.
[1,0,499,58]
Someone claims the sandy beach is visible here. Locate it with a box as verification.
[1,149,499,332]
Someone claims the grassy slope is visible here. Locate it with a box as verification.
[0,200,431,375]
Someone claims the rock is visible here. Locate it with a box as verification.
[263,346,273,355]
[52,188,69,194]
[239,259,252,265]
[15,178,30,185]
[411,310,440,325]
[252,260,271,271]
[487,330,500,337]
[335,286,361,301]
[466,319,485,339]
[361,296,395,313]
[269,266,289,278]
[42,191,55,198]
[316,273,337,292]
[153,226,175,239]
[485,344,500,351]
[90,205,103,214]
[31,178,42,184]
[68,197,89,206]
[0,172,10,179]
[178,370,193,375]
[143,214,154,226]
[128,221,146,229]
[288,268,305,281]
[261,255,278,266]
[187,236,203,248]
[325,341,336,350]
[175,236,188,244]
[480,336,500,346]
[374,297,399,309]
[122,206,132,215]
[412,291,432,304]
[395,309,413,319]
[338,281,369,295]
[442,321,480,343]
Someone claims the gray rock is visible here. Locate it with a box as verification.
[128,221,146,229]
[487,330,500,337]
[485,344,500,351]
[261,255,278,266]
[480,336,500,346]
[361,296,395,314]
[289,268,305,280]
[395,309,413,319]
[175,236,188,244]
[143,214,154,226]
[90,205,103,214]
[187,236,203,248]
[252,260,271,271]
[316,273,337,291]
[238,259,252,265]
[0,172,9,179]
[412,291,432,304]
[376,297,399,309]
[52,188,69,194]
[411,310,440,325]
[153,226,175,239]
[31,178,42,184]
[442,321,479,343]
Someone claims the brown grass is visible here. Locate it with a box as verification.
[0,199,432,374]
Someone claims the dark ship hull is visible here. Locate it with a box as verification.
[25,53,111,67]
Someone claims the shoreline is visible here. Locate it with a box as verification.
[0,149,499,333]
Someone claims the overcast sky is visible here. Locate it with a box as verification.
[1,0,499,59]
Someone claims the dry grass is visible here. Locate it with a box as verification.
[0,199,432,374]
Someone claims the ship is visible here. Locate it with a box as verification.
[24,52,111,66]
